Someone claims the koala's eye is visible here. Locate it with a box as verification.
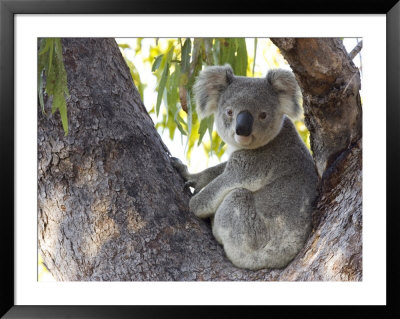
[259,112,267,120]
[226,109,233,117]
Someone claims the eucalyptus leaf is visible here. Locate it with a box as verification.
[252,38,258,76]
[48,38,54,74]
[181,38,192,74]
[197,118,209,146]
[38,72,45,113]
[218,140,226,153]
[219,38,236,68]
[38,38,70,136]
[186,90,192,136]
[174,107,187,136]
[156,63,169,116]
[58,97,69,136]
[39,38,51,55]
[152,54,164,72]
[118,43,131,49]
[235,38,248,76]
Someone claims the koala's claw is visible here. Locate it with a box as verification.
[185,180,203,195]
[184,180,196,188]
[171,157,204,195]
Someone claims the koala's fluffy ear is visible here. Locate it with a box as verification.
[193,65,234,119]
[267,69,302,120]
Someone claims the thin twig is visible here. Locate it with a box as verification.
[342,72,358,96]
[349,40,363,60]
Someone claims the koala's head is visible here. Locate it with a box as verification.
[193,65,302,150]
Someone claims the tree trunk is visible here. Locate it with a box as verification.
[271,38,362,280]
[38,38,362,281]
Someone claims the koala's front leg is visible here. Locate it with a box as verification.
[171,157,226,194]
[189,173,238,218]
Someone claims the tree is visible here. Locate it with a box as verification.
[38,38,362,281]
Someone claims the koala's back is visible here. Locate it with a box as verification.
[213,117,319,270]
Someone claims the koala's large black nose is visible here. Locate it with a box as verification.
[235,111,253,136]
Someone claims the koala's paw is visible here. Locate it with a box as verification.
[171,157,189,179]
[171,157,204,195]
[189,194,204,217]
[189,192,212,218]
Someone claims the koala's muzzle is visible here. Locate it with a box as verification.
[235,111,253,136]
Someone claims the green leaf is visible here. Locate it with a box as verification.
[235,38,248,76]
[48,38,54,74]
[181,38,192,73]
[135,38,143,54]
[217,38,248,76]
[166,65,181,120]
[52,92,69,135]
[38,38,70,136]
[197,117,209,146]
[212,39,220,65]
[39,38,51,55]
[152,54,164,72]
[218,140,226,153]
[203,38,214,65]
[187,120,199,159]
[252,38,257,76]
[118,43,131,49]
[156,63,169,116]
[187,40,203,90]
[174,107,187,136]
[38,40,47,82]
[186,90,192,136]
[219,38,236,67]
[165,46,174,64]
[166,109,177,140]
[58,97,69,136]
[38,72,45,113]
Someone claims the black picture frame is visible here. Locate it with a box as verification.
[1,1,398,318]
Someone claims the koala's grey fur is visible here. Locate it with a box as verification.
[172,65,319,270]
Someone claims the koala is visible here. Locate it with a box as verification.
[172,65,319,270]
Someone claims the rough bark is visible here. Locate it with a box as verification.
[278,139,362,280]
[38,38,279,281]
[271,38,362,280]
[271,38,362,177]
[38,38,362,281]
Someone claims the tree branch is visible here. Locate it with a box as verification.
[271,38,362,177]
[349,40,363,60]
